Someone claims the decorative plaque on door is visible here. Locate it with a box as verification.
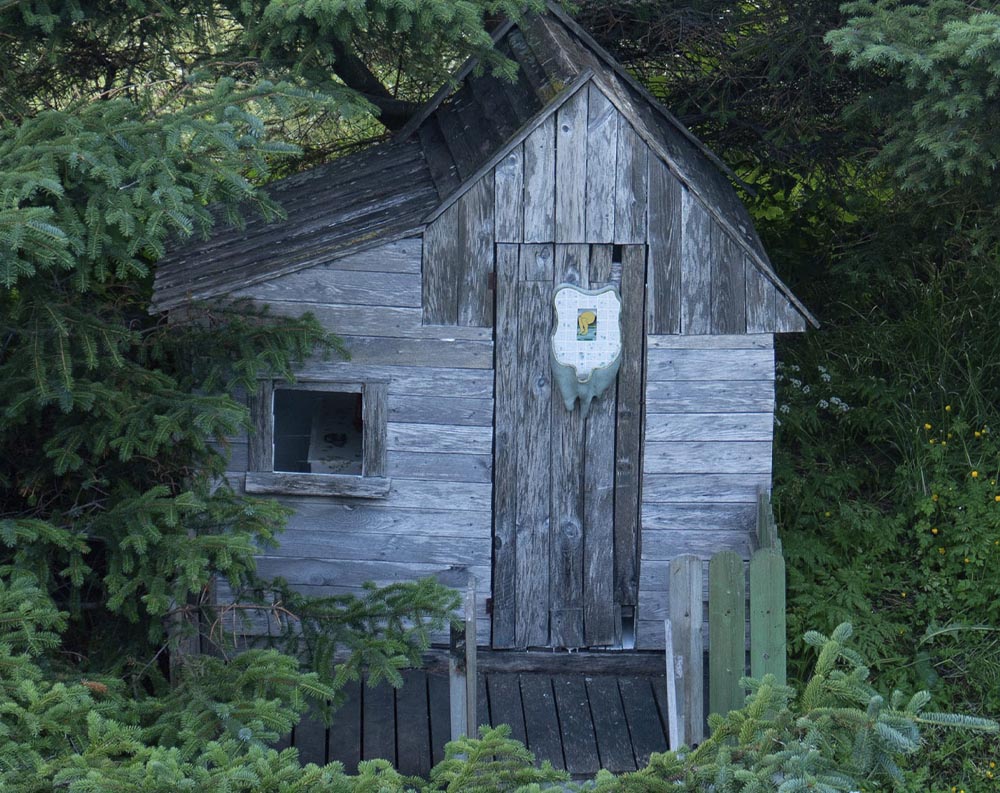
[550,284,623,417]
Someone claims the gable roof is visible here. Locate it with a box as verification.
[151,4,816,328]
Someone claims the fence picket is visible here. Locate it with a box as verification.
[750,549,786,684]
[708,551,745,718]
[668,555,703,746]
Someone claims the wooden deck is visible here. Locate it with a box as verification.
[290,667,671,779]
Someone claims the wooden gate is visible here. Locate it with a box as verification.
[492,242,646,650]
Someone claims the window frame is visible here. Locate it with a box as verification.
[245,379,390,498]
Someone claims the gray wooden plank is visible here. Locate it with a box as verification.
[248,380,273,472]
[389,396,493,427]
[254,301,491,342]
[711,227,746,335]
[428,672,451,766]
[647,157,682,334]
[617,677,667,766]
[644,441,772,475]
[234,268,422,309]
[254,555,492,588]
[589,244,614,285]
[669,554,704,746]
[746,260,777,334]
[329,680,361,773]
[396,670,432,778]
[362,679,397,764]
[681,189,713,335]
[476,671,489,731]
[644,413,773,442]
[495,147,525,243]
[273,501,492,537]
[553,676,600,776]
[386,423,492,455]
[519,243,555,281]
[645,348,774,381]
[555,85,589,242]
[422,200,461,324]
[614,117,648,245]
[614,245,646,606]
[318,237,422,274]
[222,440,248,472]
[519,676,565,771]
[549,245,588,649]
[523,115,556,243]
[640,503,756,534]
[363,382,388,478]
[245,472,391,499]
[584,389,617,646]
[645,380,774,414]
[642,473,771,504]
[646,333,773,350]
[585,83,618,243]
[585,677,635,773]
[486,673,527,745]
[457,173,495,328]
[338,335,492,369]
[266,531,492,567]
[641,529,753,562]
[290,365,494,399]
[774,291,808,333]
[294,706,328,765]
[492,244,519,649]
[387,451,491,483]
[515,281,553,649]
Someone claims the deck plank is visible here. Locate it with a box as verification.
[362,679,397,764]
[618,677,668,766]
[586,677,636,773]
[519,675,565,770]
[328,680,361,773]
[294,705,328,765]
[428,672,451,766]
[486,673,528,745]
[396,670,432,777]
[553,676,600,776]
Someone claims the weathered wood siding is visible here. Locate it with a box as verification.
[635,334,774,649]
[227,237,493,644]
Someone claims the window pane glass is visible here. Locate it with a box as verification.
[273,390,363,474]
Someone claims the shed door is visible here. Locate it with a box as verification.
[492,243,646,649]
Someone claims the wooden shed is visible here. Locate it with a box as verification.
[152,3,815,654]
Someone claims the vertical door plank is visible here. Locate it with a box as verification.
[614,245,645,605]
[294,705,328,766]
[647,158,681,334]
[617,677,667,766]
[585,83,618,243]
[248,380,274,471]
[589,244,615,286]
[615,117,648,244]
[681,190,713,335]
[519,243,554,282]
[328,680,361,773]
[492,244,520,649]
[396,670,432,778]
[495,146,524,243]
[524,116,556,243]
[711,226,746,335]
[750,549,786,685]
[554,86,589,242]
[668,555,704,746]
[584,388,617,646]
[428,672,451,766]
[708,551,746,718]
[549,244,588,648]
[423,202,461,324]
[515,280,553,648]
[458,173,495,328]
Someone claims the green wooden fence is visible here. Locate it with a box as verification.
[664,488,786,748]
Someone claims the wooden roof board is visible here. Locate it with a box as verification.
[151,139,437,311]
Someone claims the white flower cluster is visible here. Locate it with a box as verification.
[776,362,850,413]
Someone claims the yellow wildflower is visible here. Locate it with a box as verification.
[939,547,946,554]
[932,493,939,501]
[924,423,933,430]
[945,404,952,412]
[932,527,939,535]
[975,431,982,438]
[972,470,979,478]
[964,557,970,564]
